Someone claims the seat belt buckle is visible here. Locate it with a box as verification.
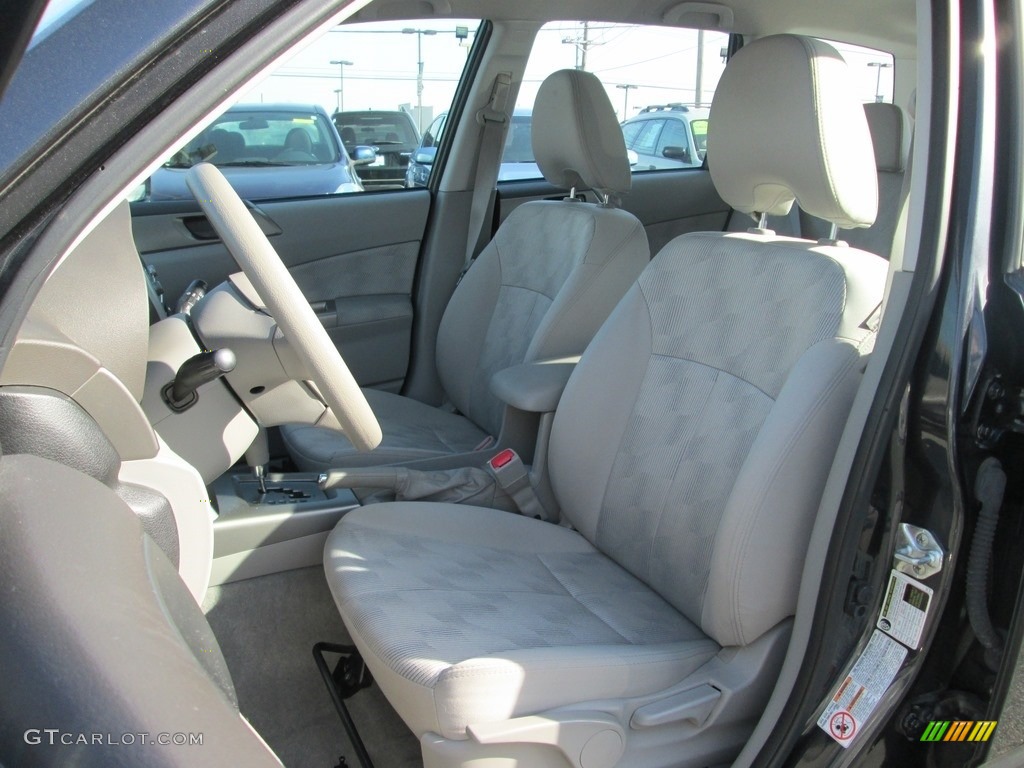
[487,448,528,491]
[486,448,550,520]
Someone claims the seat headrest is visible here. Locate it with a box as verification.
[532,69,631,199]
[708,35,878,229]
[864,102,905,172]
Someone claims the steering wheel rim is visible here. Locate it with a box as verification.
[185,163,382,452]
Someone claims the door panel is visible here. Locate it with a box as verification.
[495,169,730,258]
[132,190,431,389]
[619,170,730,254]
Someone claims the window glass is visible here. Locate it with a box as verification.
[621,121,643,148]
[656,119,688,154]
[821,39,896,104]
[512,22,731,181]
[133,20,480,202]
[632,120,663,156]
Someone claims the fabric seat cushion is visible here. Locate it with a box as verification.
[282,387,488,470]
[324,503,719,740]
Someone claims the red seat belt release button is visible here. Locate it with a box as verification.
[489,448,516,470]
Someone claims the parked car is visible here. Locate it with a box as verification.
[144,103,365,201]
[621,103,710,170]
[332,109,419,189]
[406,108,540,187]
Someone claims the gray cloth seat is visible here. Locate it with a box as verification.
[325,36,890,768]
[282,69,649,470]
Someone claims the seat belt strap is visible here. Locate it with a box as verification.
[487,448,549,520]
[460,72,512,280]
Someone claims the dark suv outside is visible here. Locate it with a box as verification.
[621,103,709,170]
[406,108,539,188]
[332,109,420,190]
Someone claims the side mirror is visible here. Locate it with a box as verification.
[627,149,639,167]
[412,146,437,165]
[662,145,691,164]
[351,145,378,166]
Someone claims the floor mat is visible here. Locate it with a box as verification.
[203,567,422,768]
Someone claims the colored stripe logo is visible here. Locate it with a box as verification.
[920,721,997,742]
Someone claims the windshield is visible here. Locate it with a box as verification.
[164,109,341,168]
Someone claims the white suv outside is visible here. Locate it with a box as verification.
[621,103,710,170]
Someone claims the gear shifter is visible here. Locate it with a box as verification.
[245,427,270,495]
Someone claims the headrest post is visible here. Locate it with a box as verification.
[758,212,768,230]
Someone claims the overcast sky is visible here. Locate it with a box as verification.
[238,20,895,125]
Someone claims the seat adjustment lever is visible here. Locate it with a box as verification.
[630,684,722,729]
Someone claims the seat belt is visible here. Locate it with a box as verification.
[459,72,512,281]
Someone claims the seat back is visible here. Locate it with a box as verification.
[284,127,313,154]
[548,35,888,648]
[435,69,649,437]
[801,102,908,256]
[0,453,281,767]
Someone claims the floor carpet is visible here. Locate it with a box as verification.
[203,567,423,768]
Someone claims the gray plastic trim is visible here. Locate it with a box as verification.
[209,531,334,586]
[143,314,258,483]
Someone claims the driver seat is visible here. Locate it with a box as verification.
[323,35,887,767]
[282,69,649,469]
[276,127,315,161]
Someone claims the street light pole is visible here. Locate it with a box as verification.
[403,28,437,132]
[329,59,353,113]
[867,61,892,103]
[616,84,637,119]
[694,28,705,107]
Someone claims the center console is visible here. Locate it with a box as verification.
[208,470,358,586]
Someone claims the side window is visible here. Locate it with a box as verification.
[820,39,896,104]
[632,120,663,156]
[656,119,689,156]
[132,20,480,202]
[510,22,730,182]
[620,121,644,148]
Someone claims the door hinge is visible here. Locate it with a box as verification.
[894,523,945,579]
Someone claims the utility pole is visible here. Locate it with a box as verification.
[403,28,437,132]
[329,60,353,113]
[616,84,637,119]
[694,29,704,107]
[562,21,602,71]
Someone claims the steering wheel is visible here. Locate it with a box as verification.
[185,163,382,452]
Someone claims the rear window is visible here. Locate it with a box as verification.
[334,113,419,146]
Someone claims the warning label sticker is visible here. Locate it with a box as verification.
[876,569,933,649]
[817,630,908,748]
